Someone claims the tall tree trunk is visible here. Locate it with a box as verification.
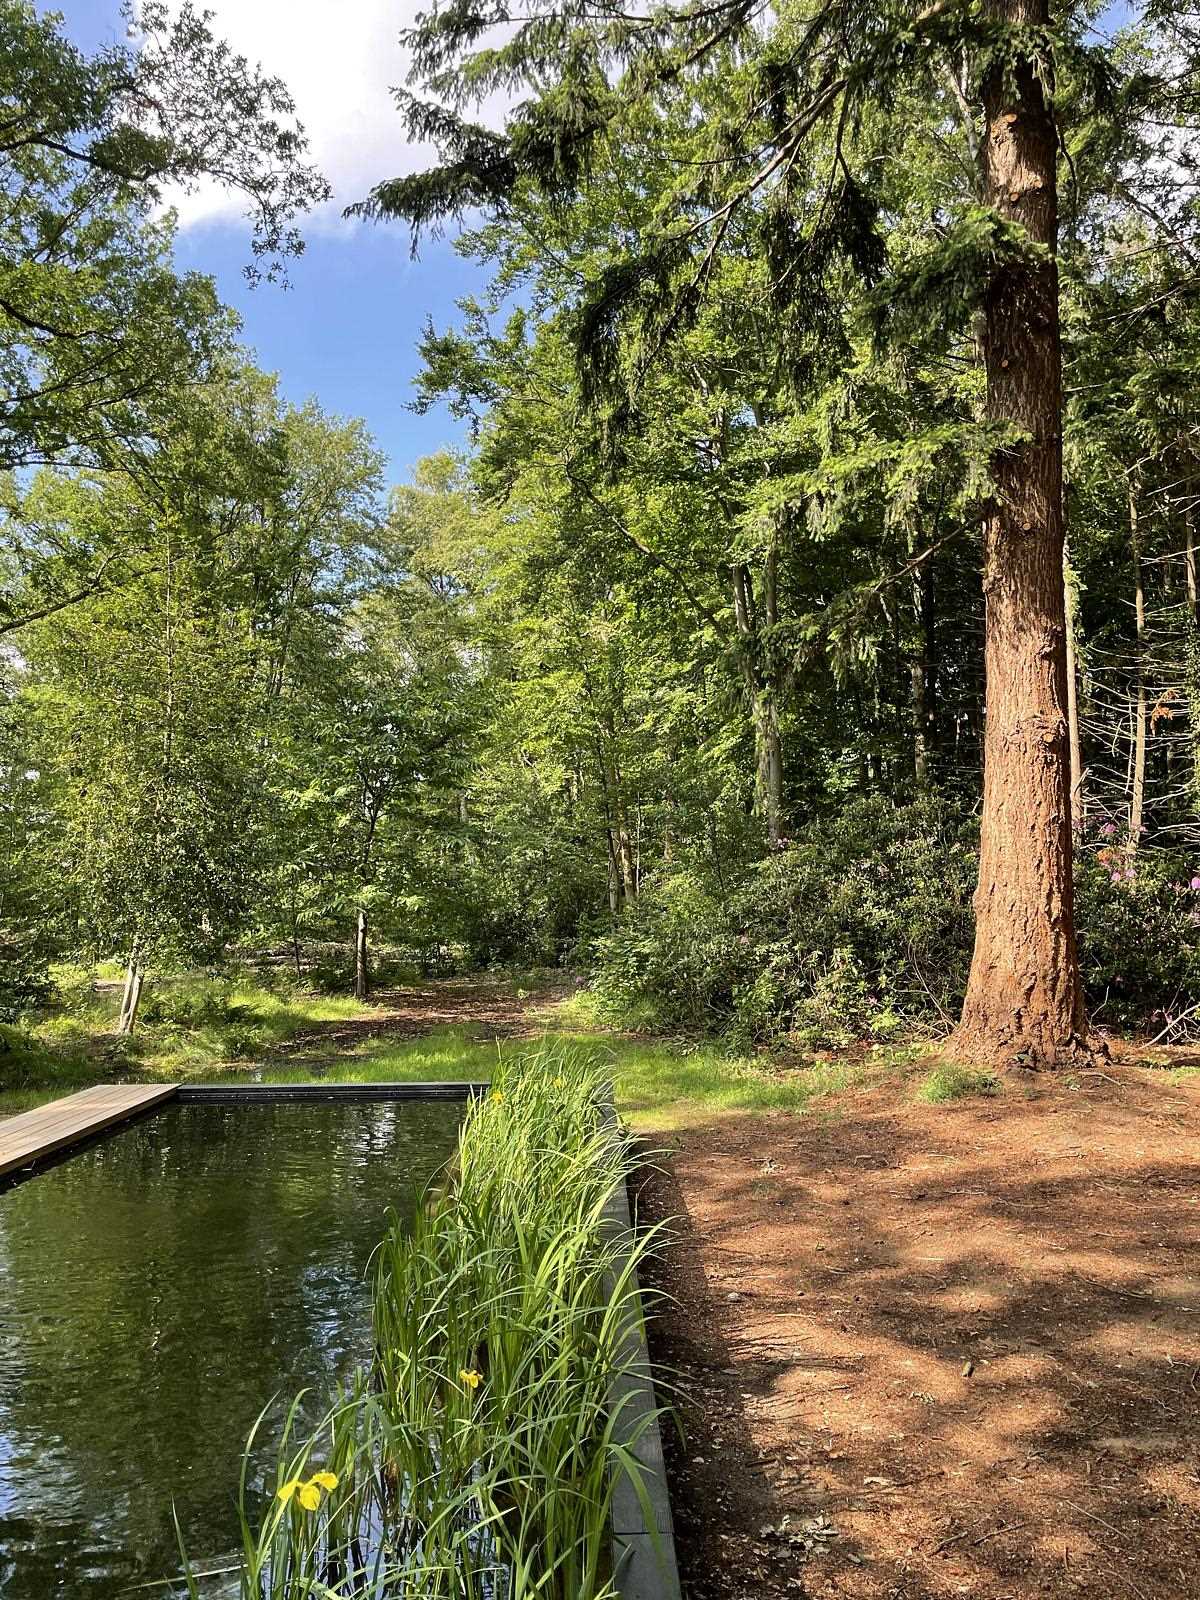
[732,563,785,845]
[951,0,1095,1068]
[1128,479,1147,852]
[597,713,638,903]
[761,535,787,843]
[606,831,621,920]
[595,744,633,910]
[911,559,938,786]
[354,907,369,1001]
[118,957,144,1036]
[751,692,785,844]
[911,650,929,786]
[1185,492,1198,629]
[615,807,637,903]
[1063,541,1086,836]
[353,785,383,1002]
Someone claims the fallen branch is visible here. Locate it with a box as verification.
[936,1520,1027,1554]
[1149,999,1200,1045]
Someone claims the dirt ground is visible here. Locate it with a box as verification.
[275,975,569,1058]
[634,1058,1200,1600]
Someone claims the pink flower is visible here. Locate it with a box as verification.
[1100,822,1118,837]
[1190,877,1200,891]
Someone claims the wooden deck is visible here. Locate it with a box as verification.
[0,1083,178,1179]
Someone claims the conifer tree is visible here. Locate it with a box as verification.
[357,0,1123,1065]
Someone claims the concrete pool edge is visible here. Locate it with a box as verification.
[178,1081,488,1102]
[602,1093,684,1600]
[2,1078,683,1600]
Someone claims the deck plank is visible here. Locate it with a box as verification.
[0,1084,178,1178]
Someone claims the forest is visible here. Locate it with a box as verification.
[4,4,1200,1600]
[2,0,1198,1065]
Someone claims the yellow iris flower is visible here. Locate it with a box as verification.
[277,1470,338,1509]
[459,1367,482,1390]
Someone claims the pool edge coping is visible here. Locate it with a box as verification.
[602,1092,684,1600]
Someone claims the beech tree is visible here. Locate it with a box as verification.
[0,0,327,565]
[268,522,477,998]
[20,470,264,1029]
[11,362,387,1027]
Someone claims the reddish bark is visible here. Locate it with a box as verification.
[950,0,1099,1068]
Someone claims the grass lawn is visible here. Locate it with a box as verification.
[254,1023,937,1130]
[0,969,376,1118]
[0,968,944,1129]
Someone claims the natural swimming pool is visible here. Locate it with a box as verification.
[0,1095,464,1599]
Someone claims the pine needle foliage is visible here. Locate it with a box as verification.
[352,0,1091,421]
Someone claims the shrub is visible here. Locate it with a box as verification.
[48,962,99,1015]
[140,975,237,1027]
[1075,848,1200,1033]
[0,921,52,1022]
[590,869,743,1034]
[592,801,1200,1047]
[592,796,978,1047]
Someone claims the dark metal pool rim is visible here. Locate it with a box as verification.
[178,1080,489,1101]
[1,1079,682,1600]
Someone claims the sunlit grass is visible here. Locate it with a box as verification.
[916,1061,1001,1103]
[3,970,934,1130]
[0,1025,103,1117]
[249,1008,923,1130]
[0,969,379,1118]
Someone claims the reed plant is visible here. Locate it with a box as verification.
[188,1043,667,1598]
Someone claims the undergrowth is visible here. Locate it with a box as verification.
[0,967,376,1116]
[916,1062,1001,1104]
[2,967,934,1129]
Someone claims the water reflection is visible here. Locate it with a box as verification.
[0,1099,461,1599]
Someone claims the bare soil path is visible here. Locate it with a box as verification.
[634,1061,1200,1600]
[269,974,574,1065]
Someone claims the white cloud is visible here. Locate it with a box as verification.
[159,0,431,234]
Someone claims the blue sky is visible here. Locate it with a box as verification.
[59,0,484,484]
[169,226,483,482]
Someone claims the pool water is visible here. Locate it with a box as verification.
[0,1097,463,1599]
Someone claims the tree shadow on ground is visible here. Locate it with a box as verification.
[634,1140,869,1599]
[633,1076,1200,1599]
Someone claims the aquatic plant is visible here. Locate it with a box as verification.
[184,1042,667,1598]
